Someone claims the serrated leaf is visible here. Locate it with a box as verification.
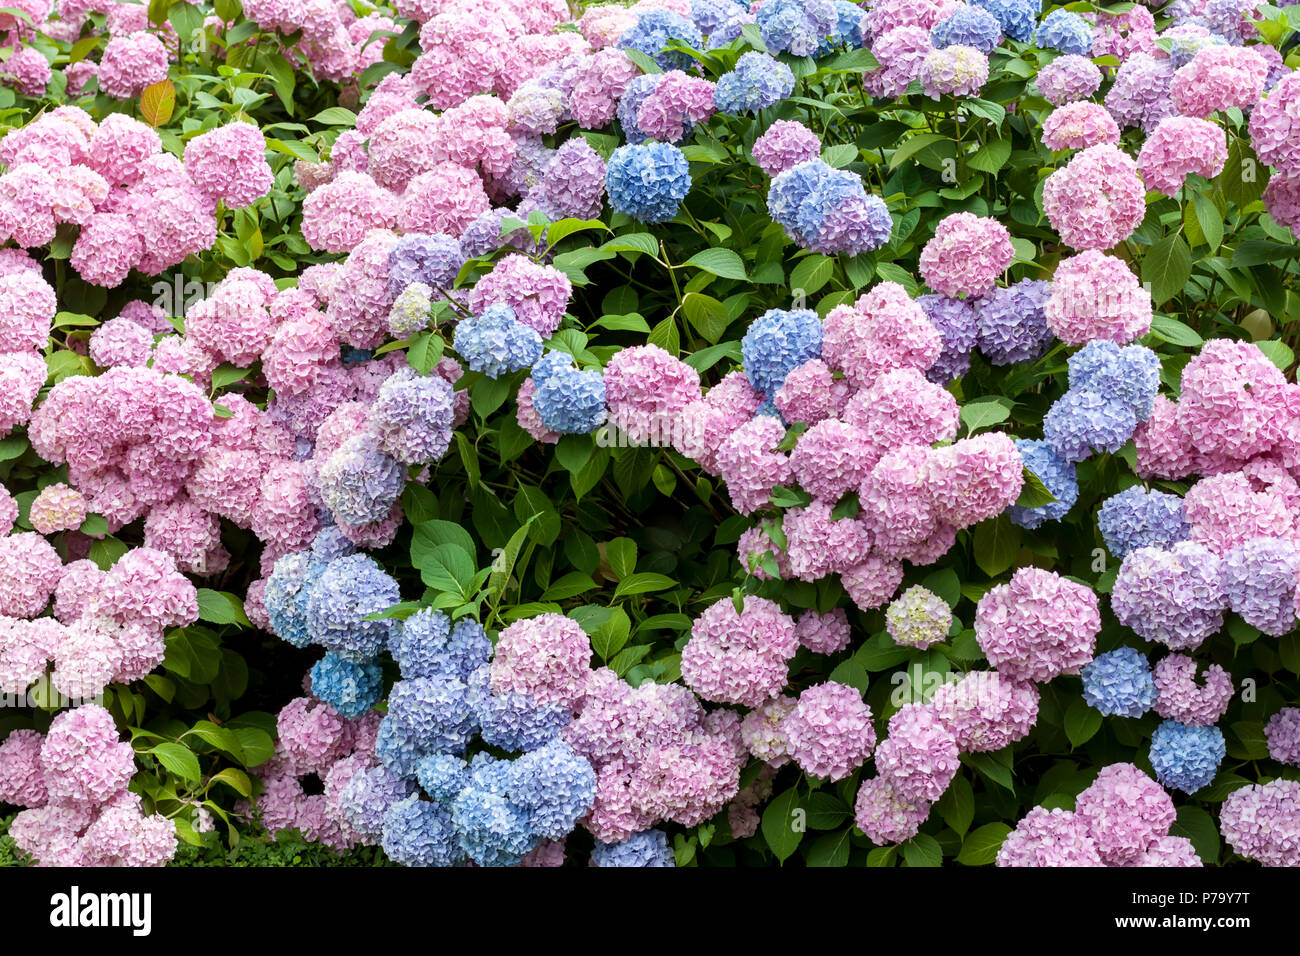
[1064,696,1103,747]
[149,741,201,782]
[955,822,1011,866]
[761,787,804,862]
[972,514,1021,578]
[686,247,747,281]
[139,78,176,127]
[1141,233,1192,306]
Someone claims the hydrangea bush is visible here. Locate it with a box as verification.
[0,0,1296,869]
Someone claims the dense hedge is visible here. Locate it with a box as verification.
[0,0,1296,868]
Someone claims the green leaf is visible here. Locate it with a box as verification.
[311,106,359,125]
[805,830,852,867]
[1189,190,1224,253]
[972,514,1021,578]
[613,572,677,599]
[889,132,949,169]
[789,254,835,296]
[1172,805,1221,865]
[955,822,1012,866]
[209,363,249,391]
[0,437,27,462]
[149,742,201,782]
[682,292,729,343]
[1256,340,1294,373]
[196,589,250,627]
[209,767,252,797]
[417,543,476,597]
[412,519,477,560]
[968,138,1012,175]
[590,607,631,661]
[488,518,534,602]
[761,787,804,862]
[606,537,637,579]
[902,833,943,868]
[820,144,858,168]
[1015,469,1057,509]
[686,248,748,281]
[1141,233,1192,306]
[1146,314,1203,348]
[936,774,975,835]
[1220,139,1267,209]
[960,397,1012,435]
[805,792,851,830]
[540,572,597,601]
[1064,697,1103,747]
[513,484,561,546]
[601,233,660,257]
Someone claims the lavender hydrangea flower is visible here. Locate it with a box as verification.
[974,279,1054,365]
[1098,486,1190,560]
[1043,389,1138,463]
[387,233,465,296]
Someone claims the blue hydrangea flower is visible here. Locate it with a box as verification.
[1223,536,1300,636]
[705,12,754,49]
[387,233,465,296]
[1067,341,1161,422]
[756,0,838,55]
[1150,720,1226,793]
[932,5,1003,53]
[742,307,823,397]
[1042,389,1138,463]
[918,295,978,383]
[692,0,748,36]
[453,303,543,379]
[388,609,492,681]
[370,367,456,465]
[265,551,325,648]
[452,756,539,866]
[311,526,357,562]
[970,0,1038,42]
[416,753,468,804]
[1009,438,1078,528]
[305,554,399,661]
[309,652,384,718]
[338,764,417,840]
[606,142,692,223]
[617,9,703,71]
[477,689,570,752]
[1081,647,1157,717]
[592,829,676,867]
[317,433,406,526]
[387,675,479,755]
[380,794,462,866]
[714,52,795,115]
[508,738,598,841]
[768,159,891,255]
[1098,485,1190,560]
[974,279,1054,365]
[815,0,867,55]
[1034,9,1093,55]
[375,714,424,779]
[530,351,608,434]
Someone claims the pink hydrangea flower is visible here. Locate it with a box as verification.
[681,595,798,707]
[975,567,1100,683]
[782,682,876,781]
[1138,116,1228,197]
[1043,145,1146,251]
[1045,250,1153,345]
[918,213,1013,297]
